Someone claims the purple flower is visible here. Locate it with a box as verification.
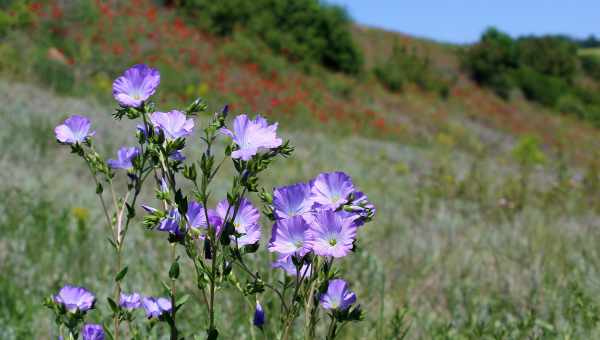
[310,172,355,210]
[157,209,183,236]
[54,115,95,144]
[307,210,357,258]
[186,201,222,238]
[150,110,194,140]
[53,285,96,313]
[142,297,172,318]
[343,191,375,227]
[220,114,282,161]
[112,64,160,108]
[272,254,312,277]
[107,146,140,170]
[268,216,313,256]
[273,182,314,219]
[216,198,261,246]
[319,279,356,311]
[119,292,142,310]
[253,301,265,328]
[82,324,105,340]
[169,150,186,161]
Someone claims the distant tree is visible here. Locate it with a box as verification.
[462,27,517,98]
[516,35,578,81]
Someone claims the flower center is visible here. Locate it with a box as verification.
[294,240,303,248]
[328,238,337,246]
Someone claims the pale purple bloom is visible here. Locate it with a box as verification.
[169,150,186,161]
[310,172,355,210]
[186,201,222,238]
[157,209,183,236]
[112,64,160,108]
[82,324,104,340]
[220,114,282,161]
[273,182,314,219]
[307,210,357,258]
[108,146,140,170]
[53,285,95,312]
[253,301,265,327]
[344,191,375,227]
[216,198,261,246]
[319,279,356,311]
[119,292,141,310]
[272,254,312,277]
[54,115,95,144]
[159,178,169,195]
[150,110,194,140]
[142,297,171,319]
[268,216,313,256]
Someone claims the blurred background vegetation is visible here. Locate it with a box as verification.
[2,0,600,339]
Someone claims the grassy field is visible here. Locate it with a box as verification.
[2,1,600,339]
[3,78,600,339]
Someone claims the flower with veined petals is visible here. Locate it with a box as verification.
[220,114,282,161]
[268,215,313,256]
[54,115,95,144]
[272,254,312,277]
[319,279,356,311]
[306,210,357,258]
[142,297,171,318]
[310,172,355,210]
[273,182,314,219]
[53,285,96,312]
[119,292,141,310]
[157,208,183,236]
[216,198,261,246]
[82,324,104,340]
[112,64,160,108]
[186,201,222,238]
[108,146,140,170]
[150,110,194,140]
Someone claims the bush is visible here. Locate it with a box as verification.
[580,55,600,81]
[374,44,450,97]
[516,35,578,81]
[462,27,517,97]
[179,0,363,74]
[513,67,568,107]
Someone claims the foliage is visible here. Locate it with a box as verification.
[374,44,450,97]
[462,27,517,98]
[516,35,578,81]
[179,0,363,74]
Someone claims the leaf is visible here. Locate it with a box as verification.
[115,266,128,282]
[169,260,180,280]
[107,297,119,313]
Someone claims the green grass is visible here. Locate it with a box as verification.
[579,48,600,57]
[3,79,600,339]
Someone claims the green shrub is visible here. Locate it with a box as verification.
[374,44,449,97]
[516,35,578,81]
[580,55,600,81]
[514,67,568,107]
[462,27,517,97]
[179,0,363,74]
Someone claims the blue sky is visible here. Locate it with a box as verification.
[328,0,600,44]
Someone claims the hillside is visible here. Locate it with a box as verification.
[3,1,600,339]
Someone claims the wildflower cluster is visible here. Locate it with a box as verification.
[47,64,375,339]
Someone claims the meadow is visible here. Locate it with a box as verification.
[2,1,600,339]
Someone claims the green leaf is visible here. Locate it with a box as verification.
[96,182,103,194]
[115,266,128,282]
[169,261,180,280]
[107,297,119,313]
